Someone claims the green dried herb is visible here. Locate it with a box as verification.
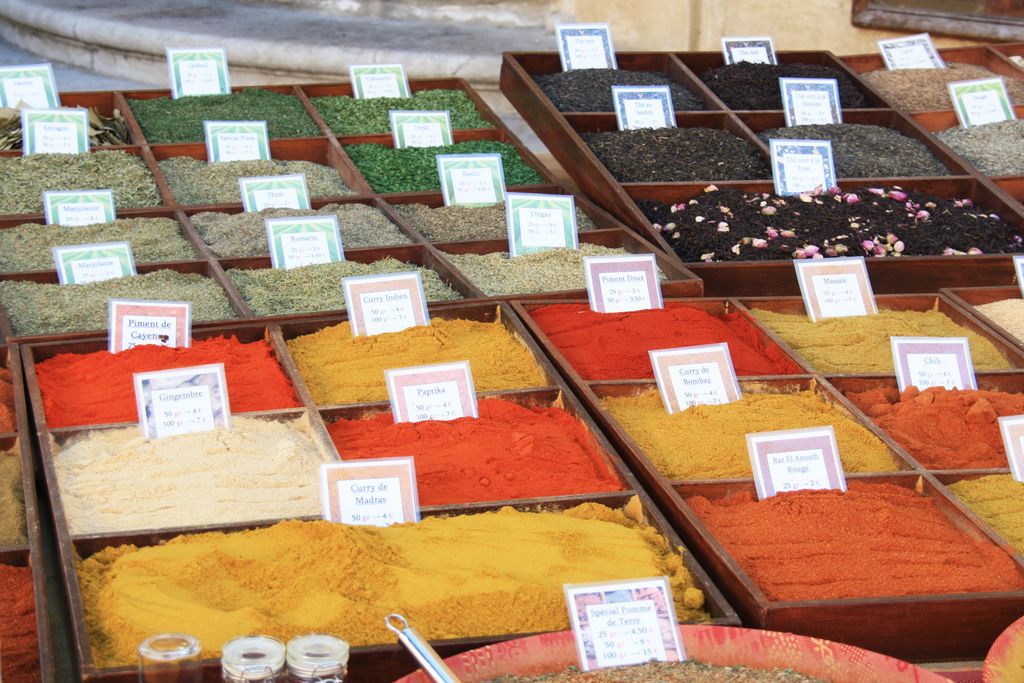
[158,157,353,206]
[129,88,321,143]
[344,140,544,194]
[394,202,596,242]
[0,269,236,336]
[0,217,196,272]
[228,258,461,316]
[0,151,161,214]
[311,89,493,135]
[0,106,129,150]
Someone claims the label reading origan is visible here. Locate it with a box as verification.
[506,191,579,256]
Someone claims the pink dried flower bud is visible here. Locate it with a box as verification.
[861,239,875,251]
[761,206,777,216]
[886,234,898,245]
[873,245,886,257]
[717,222,730,232]
[793,248,807,259]
[888,190,908,201]
[780,229,796,238]
[752,238,768,249]
[845,193,860,204]
[894,241,905,253]
[798,193,813,203]
[803,245,820,255]
[670,203,685,212]
[915,210,930,220]
[962,198,974,207]
[867,188,885,196]
[943,247,956,256]
[967,247,983,255]
[766,227,779,238]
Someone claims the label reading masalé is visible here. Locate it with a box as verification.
[769,138,837,196]
[506,192,579,256]
[611,86,675,131]
[437,153,505,206]
[204,120,270,162]
[349,64,411,99]
[239,174,311,211]
[390,110,453,148]
[343,271,430,337]
[385,361,478,423]
[649,343,742,414]
[793,257,877,321]
[891,336,978,392]
[878,34,946,70]
[747,426,847,500]
[133,363,231,439]
[166,48,231,98]
[43,190,115,226]
[949,78,1016,128]
[779,78,842,127]
[108,299,192,353]
[565,577,685,672]
[584,253,663,314]
[0,63,58,108]
[998,415,1024,482]
[265,215,344,269]
[21,108,89,155]
[555,23,617,71]
[53,241,135,285]
[320,457,420,527]
[721,36,777,65]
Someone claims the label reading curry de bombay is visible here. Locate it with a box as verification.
[649,343,742,414]
[21,108,89,155]
[949,78,1016,128]
[769,138,836,196]
[204,120,271,162]
[108,299,192,353]
[389,110,453,148]
[43,189,115,226]
[891,336,977,392]
[506,192,579,256]
[0,63,58,108]
[320,457,420,527]
[584,253,663,314]
[166,48,231,98]
[793,257,877,321]
[779,77,842,127]
[53,241,135,285]
[133,363,231,439]
[437,153,505,206]
[349,64,411,99]
[555,23,617,71]
[265,215,344,269]
[721,36,777,65]
[238,174,311,211]
[343,271,430,337]
[747,425,847,500]
[385,361,478,423]
[878,34,945,70]
[611,86,675,131]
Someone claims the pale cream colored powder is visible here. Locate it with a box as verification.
[54,415,331,535]
[976,299,1024,343]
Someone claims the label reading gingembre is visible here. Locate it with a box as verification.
[134,363,231,439]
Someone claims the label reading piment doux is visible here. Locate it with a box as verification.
[506,191,579,257]
[555,23,617,71]
[779,77,842,127]
[342,271,430,337]
[721,36,777,65]
[349,64,411,99]
[320,457,420,527]
[584,253,663,314]
[747,425,847,500]
[21,108,89,155]
[611,86,675,131]
[53,241,135,285]
[891,336,978,392]
[43,189,115,226]
[878,34,946,70]
[769,138,837,196]
[998,415,1024,482]
[108,299,192,353]
[134,363,231,439]
[949,78,1016,128]
[385,361,478,423]
[204,120,270,162]
[565,577,685,672]
[239,174,311,211]
[436,153,505,206]
[389,110,453,148]
[0,63,58,108]
[793,257,878,321]
[649,343,742,414]
[265,215,344,270]
[166,48,230,98]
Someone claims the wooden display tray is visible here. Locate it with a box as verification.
[942,285,1024,352]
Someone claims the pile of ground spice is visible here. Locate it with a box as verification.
[35,336,299,428]
[528,303,803,379]
[0,365,16,432]
[311,89,493,135]
[0,563,39,683]
[750,308,1013,374]
[584,127,770,183]
[393,202,596,242]
[937,120,1024,177]
[686,483,1024,601]
[860,63,1024,112]
[328,398,623,505]
[158,157,352,205]
[700,62,868,110]
[948,475,1024,551]
[639,185,1020,263]
[975,299,1024,341]
[846,385,1024,469]
[534,69,705,112]
[603,389,898,479]
[0,448,25,546]
[286,317,547,405]
[79,504,708,668]
[491,661,822,683]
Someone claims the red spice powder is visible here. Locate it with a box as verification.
[527,303,804,380]
[0,563,40,683]
[327,398,624,505]
[846,385,1024,470]
[35,336,300,428]
[0,367,15,433]
[687,483,1024,601]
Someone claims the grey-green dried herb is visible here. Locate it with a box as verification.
[129,88,320,143]
[191,204,410,257]
[311,89,493,135]
[937,120,1024,176]
[228,258,461,316]
[0,269,236,336]
[0,106,129,150]
[442,243,666,296]
[0,151,161,214]
[158,157,353,206]
[0,217,196,272]
[394,202,596,242]
[861,63,1024,112]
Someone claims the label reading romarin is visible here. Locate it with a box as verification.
[265,215,344,270]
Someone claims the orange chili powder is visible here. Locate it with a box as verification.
[35,336,300,428]
[0,563,39,683]
[327,398,624,505]
[527,303,803,380]
[0,367,15,433]
[686,483,1024,601]
[846,385,1024,470]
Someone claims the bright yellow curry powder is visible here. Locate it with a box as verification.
[602,389,899,479]
[286,315,547,404]
[78,503,707,668]
[948,474,1024,552]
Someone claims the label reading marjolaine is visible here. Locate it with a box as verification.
[0,63,58,108]
[769,138,837,196]
[389,110,453,148]
[878,34,946,70]
[385,361,478,423]
[793,257,877,321]
[265,215,344,270]
[133,363,231,439]
[349,64,411,99]
[43,190,115,226]
[649,343,742,414]
[721,36,777,65]
[21,108,89,155]
[891,336,978,392]
[747,425,847,500]
[437,153,505,206]
[320,457,420,527]
[108,299,192,353]
[555,23,617,71]
[238,174,311,211]
[584,253,663,314]
[506,192,579,257]
[611,86,675,131]
[779,77,842,127]
[53,241,135,285]
[949,78,1016,128]
[204,120,270,162]
[343,271,430,337]
[166,48,230,99]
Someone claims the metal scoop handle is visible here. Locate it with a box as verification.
[385,614,461,683]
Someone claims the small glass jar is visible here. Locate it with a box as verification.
[286,634,349,682]
[137,633,202,683]
[221,635,287,682]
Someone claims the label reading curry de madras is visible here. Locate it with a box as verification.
[320,457,420,527]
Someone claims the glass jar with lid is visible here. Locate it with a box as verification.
[221,635,287,682]
[286,633,349,682]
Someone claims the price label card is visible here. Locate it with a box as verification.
[779,78,842,127]
[1015,255,1024,298]
[878,34,945,70]
[265,215,344,270]
[555,23,617,71]
[949,78,1016,128]
[385,361,478,423]
[998,415,1024,482]
[649,343,742,414]
[506,192,579,257]
[0,63,58,108]
[349,64,411,99]
[43,189,115,226]
[747,426,847,500]
[320,457,420,527]
[108,299,192,353]
[564,577,684,672]
[53,241,135,285]
[21,108,89,155]
[133,363,231,439]
[793,257,877,321]
[166,48,231,98]
[769,138,837,196]
[389,110,453,148]
[239,174,311,211]
[891,336,977,392]
[204,120,270,162]
[721,36,777,65]
[343,271,430,337]
[437,153,506,207]
[585,253,663,314]
[611,86,675,131]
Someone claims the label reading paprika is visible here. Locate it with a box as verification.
[747,425,847,500]
[320,457,420,527]
[891,336,977,392]
[649,342,742,414]
[385,361,478,423]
